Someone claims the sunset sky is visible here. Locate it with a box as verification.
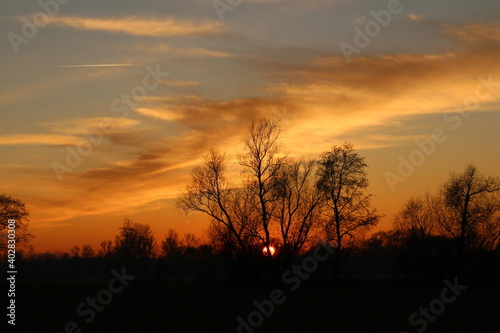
[1,0,499,253]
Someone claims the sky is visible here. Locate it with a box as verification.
[1,0,499,253]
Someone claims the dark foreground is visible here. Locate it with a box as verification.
[9,277,500,333]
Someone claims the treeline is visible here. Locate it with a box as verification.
[175,118,500,283]
[17,163,500,285]
[12,219,220,285]
[14,207,500,285]
[23,219,210,261]
[1,118,500,286]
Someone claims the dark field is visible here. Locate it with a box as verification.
[12,278,500,333]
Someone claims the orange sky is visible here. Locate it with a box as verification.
[1,0,500,253]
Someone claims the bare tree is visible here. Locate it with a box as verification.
[394,193,436,240]
[273,160,324,266]
[180,233,200,257]
[182,233,199,249]
[391,165,500,278]
[114,219,157,259]
[178,149,252,258]
[161,229,181,258]
[316,142,381,277]
[81,244,95,258]
[393,193,449,280]
[99,240,114,257]
[70,245,81,258]
[0,194,32,251]
[239,118,287,260]
[364,230,405,255]
[178,118,326,281]
[439,164,500,272]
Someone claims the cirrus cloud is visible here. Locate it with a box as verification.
[44,15,226,37]
[446,22,500,41]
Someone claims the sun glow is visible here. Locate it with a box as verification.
[263,246,276,256]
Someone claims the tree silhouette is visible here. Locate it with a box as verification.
[439,164,500,275]
[70,245,81,258]
[394,193,436,240]
[99,240,114,257]
[393,194,451,280]
[0,194,32,251]
[179,118,326,280]
[181,233,201,258]
[316,142,381,278]
[161,229,181,258]
[391,165,500,279]
[114,219,157,259]
[81,244,95,258]
[178,148,252,259]
[239,118,287,262]
[273,159,324,267]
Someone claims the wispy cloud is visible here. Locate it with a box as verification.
[55,64,134,68]
[446,22,500,41]
[0,118,142,147]
[135,108,180,122]
[4,2,500,241]
[408,14,427,22]
[134,43,235,58]
[162,79,200,87]
[0,134,79,146]
[186,47,234,58]
[43,118,141,135]
[46,16,225,37]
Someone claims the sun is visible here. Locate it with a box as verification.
[263,246,276,256]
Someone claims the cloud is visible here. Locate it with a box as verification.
[46,16,225,37]
[352,16,368,26]
[222,42,500,154]
[55,64,135,68]
[135,108,180,122]
[13,38,495,226]
[123,36,500,162]
[34,96,287,222]
[408,14,427,22]
[5,11,500,236]
[162,79,201,88]
[245,0,293,2]
[138,95,286,126]
[135,43,235,58]
[185,47,234,58]
[43,118,141,136]
[0,134,79,146]
[446,22,500,41]
[0,118,142,148]
[0,138,196,225]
